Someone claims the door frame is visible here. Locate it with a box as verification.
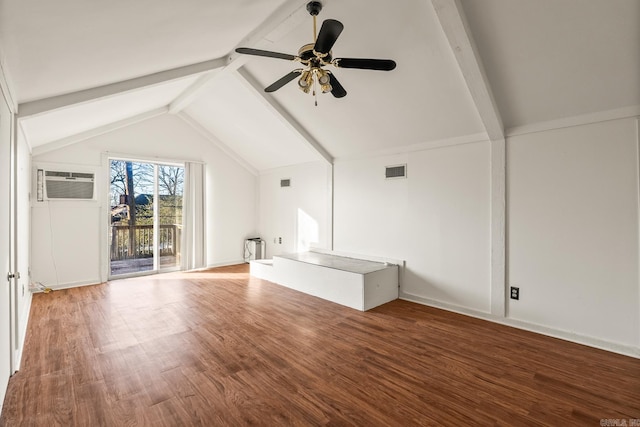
[105,155,184,280]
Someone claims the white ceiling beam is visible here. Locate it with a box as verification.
[431,0,504,140]
[31,107,168,156]
[18,57,227,119]
[176,112,258,176]
[168,0,312,114]
[236,67,333,165]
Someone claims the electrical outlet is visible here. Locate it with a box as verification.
[510,286,520,300]
[278,237,282,244]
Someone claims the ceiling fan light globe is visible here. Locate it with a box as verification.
[318,74,331,85]
[298,70,312,88]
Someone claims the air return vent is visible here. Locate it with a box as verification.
[385,164,407,179]
[280,178,291,188]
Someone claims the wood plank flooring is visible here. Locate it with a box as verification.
[1,264,639,426]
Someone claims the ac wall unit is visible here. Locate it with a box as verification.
[41,170,95,200]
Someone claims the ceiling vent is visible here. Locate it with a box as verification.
[385,164,407,179]
[280,178,291,188]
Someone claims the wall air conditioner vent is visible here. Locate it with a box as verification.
[280,178,291,188]
[43,170,95,200]
[385,164,407,179]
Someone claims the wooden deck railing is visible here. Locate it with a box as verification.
[110,224,181,260]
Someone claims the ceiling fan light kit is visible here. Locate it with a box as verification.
[235,1,396,104]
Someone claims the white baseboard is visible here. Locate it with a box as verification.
[401,292,640,359]
[39,278,103,291]
[205,260,247,269]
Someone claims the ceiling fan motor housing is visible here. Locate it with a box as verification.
[306,1,322,16]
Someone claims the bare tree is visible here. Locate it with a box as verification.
[110,160,128,206]
[158,166,184,196]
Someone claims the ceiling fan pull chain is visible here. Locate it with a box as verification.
[314,76,318,106]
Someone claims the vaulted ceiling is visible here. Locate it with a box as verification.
[1,0,638,172]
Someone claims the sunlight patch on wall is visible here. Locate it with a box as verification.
[297,208,318,252]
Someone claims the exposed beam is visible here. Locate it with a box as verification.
[236,67,333,165]
[169,0,311,114]
[176,112,259,176]
[31,107,168,156]
[18,57,227,118]
[433,0,506,317]
[431,0,504,140]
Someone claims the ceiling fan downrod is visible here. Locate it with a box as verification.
[307,1,322,42]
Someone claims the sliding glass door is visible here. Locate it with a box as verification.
[109,159,184,277]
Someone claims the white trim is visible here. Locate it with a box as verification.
[0,57,18,113]
[327,163,334,252]
[506,105,640,137]
[31,107,168,156]
[236,67,334,165]
[8,105,17,375]
[103,151,198,167]
[335,132,489,162]
[176,112,258,176]
[490,138,506,316]
[636,117,640,349]
[100,153,109,284]
[401,293,640,359]
[431,0,504,140]
[18,57,226,118]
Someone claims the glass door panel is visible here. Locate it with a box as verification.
[109,160,183,277]
[158,165,183,270]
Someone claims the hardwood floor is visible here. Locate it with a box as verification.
[1,264,638,426]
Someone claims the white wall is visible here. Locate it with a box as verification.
[334,141,492,313]
[32,114,257,288]
[507,117,639,348]
[258,161,332,258]
[332,118,640,355]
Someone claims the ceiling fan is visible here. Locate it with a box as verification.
[235,1,396,103]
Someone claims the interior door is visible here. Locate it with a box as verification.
[0,89,13,409]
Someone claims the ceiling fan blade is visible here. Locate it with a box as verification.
[328,73,347,98]
[265,70,301,92]
[314,19,344,55]
[235,47,296,61]
[335,58,397,71]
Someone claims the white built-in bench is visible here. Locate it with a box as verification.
[250,251,399,311]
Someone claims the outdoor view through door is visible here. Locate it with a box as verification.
[109,160,184,276]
